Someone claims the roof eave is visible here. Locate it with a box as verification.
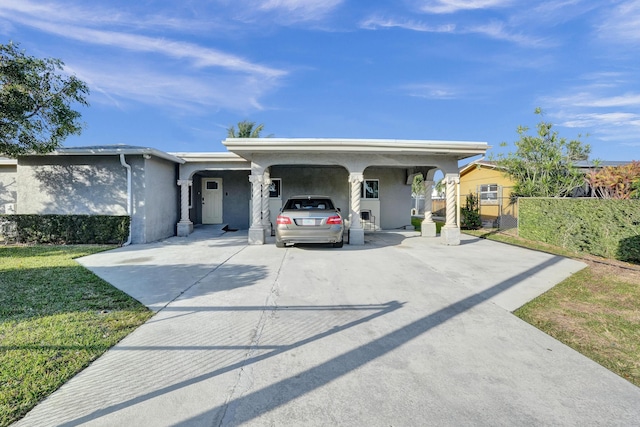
[170,152,248,163]
[223,138,490,161]
[45,147,186,164]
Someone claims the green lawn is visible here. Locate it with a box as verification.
[0,246,153,427]
[465,229,640,387]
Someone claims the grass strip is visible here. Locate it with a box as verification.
[0,246,153,427]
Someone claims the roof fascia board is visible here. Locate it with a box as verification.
[0,158,18,165]
[459,159,501,174]
[43,147,186,164]
[170,152,248,163]
[223,138,489,161]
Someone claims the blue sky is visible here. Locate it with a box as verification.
[1,0,639,162]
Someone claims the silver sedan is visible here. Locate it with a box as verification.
[275,195,344,248]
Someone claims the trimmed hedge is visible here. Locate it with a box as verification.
[519,198,640,263]
[0,214,130,245]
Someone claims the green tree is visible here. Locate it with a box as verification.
[434,178,445,196]
[227,120,266,138]
[411,174,424,197]
[0,42,89,157]
[412,175,444,197]
[494,108,590,198]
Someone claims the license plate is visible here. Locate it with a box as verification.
[301,219,315,226]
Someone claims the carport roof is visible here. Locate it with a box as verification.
[223,138,489,161]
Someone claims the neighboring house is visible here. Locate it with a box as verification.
[4,138,490,245]
[459,159,516,227]
[458,159,637,228]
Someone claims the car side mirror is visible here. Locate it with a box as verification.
[336,207,341,212]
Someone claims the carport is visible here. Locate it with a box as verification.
[175,138,489,246]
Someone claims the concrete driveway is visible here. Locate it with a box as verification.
[15,227,640,426]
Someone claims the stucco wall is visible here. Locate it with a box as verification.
[365,167,412,229]
[16,154,178,244]
[0,164,17,214]
[17,155,128,215]
[270,166,350,214]
[268,166,411,230]
[140,157,179,243]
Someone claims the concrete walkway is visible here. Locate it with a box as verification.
[15,227,640,426]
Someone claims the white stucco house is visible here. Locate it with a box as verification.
[0,138,489,245]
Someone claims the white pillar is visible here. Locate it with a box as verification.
[248,174,265,245]
[176,179,193,237]
[349,172,365,245]
[421,180,436,237]
[261,170,271,235]
[441,173,460,245]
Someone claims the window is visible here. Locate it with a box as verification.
[480,184,499,203]
[206,181,218,190]
[361,179,379,199]
[284,198,334,210]
[269,178,281,198]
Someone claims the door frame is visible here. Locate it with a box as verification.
[202,177,223,224]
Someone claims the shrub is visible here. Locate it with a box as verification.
[0,214,130,245]
[461,192,482,230]
[519,198,640,263]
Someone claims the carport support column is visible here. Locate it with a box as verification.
[248,174,265,245]
[261,170,271,236]
[441,173,460,245]
[349,172,365,245]
[176,179,193,237]
[421,180,436,237]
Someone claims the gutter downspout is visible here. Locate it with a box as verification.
[120,154,132,246]
[456,179,461,229]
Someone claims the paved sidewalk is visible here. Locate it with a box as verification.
[15,228,640,426]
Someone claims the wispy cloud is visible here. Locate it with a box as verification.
[360,15,544,46]
[0,0,288,113]
[71,62,272,112]
[27,20,285,78]
[416,0,513,14]
[401,83,461,99]
[596,0,640,44]
[0,6,285,78]
[222,0,344,26]
[554,92,640,108]
[542,75,640,146]
[529,0,597,24]
[257,0,344,21]
[561,112,640,128]
[0,1,214,32]
[464,21,547,46]
[360,16,455,33]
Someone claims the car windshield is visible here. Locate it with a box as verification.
[284,198,334,210]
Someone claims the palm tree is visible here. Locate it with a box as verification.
[227,120,265,138]
[435,178,445,197]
